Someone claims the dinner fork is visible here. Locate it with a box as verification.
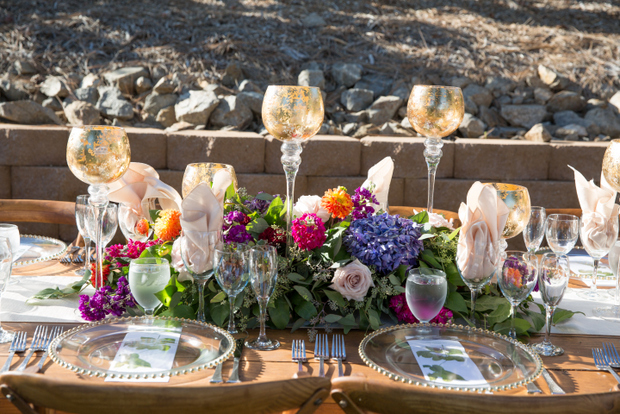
[60,246,79,264]
[16,325,46,371]
[38,326,64,371]
[292,340,307,372]
[1,331,27,373]
[593,348,620,384]
[332,334,346,377]
[603,343,620,368]
[72,248,84,264]
[314,334,329,377]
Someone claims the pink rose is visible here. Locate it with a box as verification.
[330,259,375,301]
[293,195,331,223]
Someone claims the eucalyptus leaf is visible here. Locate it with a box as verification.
[445,290,468,313]
[324,289,347,308]
[269,297,290,329]
[293,285,313,302]
[290,317,307,333]
[210,291,227,303]
[294,300,317,320]
[256,192,275,201]
[324,314,342,323]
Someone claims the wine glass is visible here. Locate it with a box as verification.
[67,126,131,290]
[576,212,618,301]
[0,224,20,257]
[523,207,546,254]
[407,85,464,213]
[85,203,118,284]
[182,163,239,198]
[245,244,280,350]
[406,268,447,330]
[128,257,171,318]
[118,204,152,242]
[262,86,324,251]
[75,195,93,276]
[214,242,250,334]
[490,183,531,256]
[180,231,221,322]
[545,214,580,255]
[594,239,620,318]
[0,237,13,343]
[531,253,570,357]
[498,251,538,339]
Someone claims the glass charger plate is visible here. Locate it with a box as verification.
[13,234,67,267]
[360,324,542,392]
[537,247,613,280]
[49,316,235,379]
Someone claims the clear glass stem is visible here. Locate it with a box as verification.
[228,294,237,333]
[509,303,517,339]
[424,137,443,213]
[196,280,206,323]
[84,237,91,275]
[258,298,268,343]
[616,258,620,306]
[281,140,303,254]
[88,184,109,289]
[543,305,556,345]
[591,259,599,295]
[470,288,480,324]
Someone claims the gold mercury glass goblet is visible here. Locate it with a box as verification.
[490,183,532,256]
[407,85,464,213]
[66,126,131,288]
[262,86,324,251]
[182,163,239,198]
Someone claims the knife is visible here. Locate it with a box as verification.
[541,368,565,394]
[226,339,244,383]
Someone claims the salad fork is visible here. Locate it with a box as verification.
[593,347,620,384]
[603,343,620,368]
[1,331,27,373]
[37,326,64,371]
[314,334,329,377]
[292,340,307,372]
[16,325,46,371]
[332,334,346,377]
[60,246,79,264]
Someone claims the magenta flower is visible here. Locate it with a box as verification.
[389,293,453,324]
[291,213,327,250]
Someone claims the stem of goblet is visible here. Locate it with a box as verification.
[423,137,443,213]
[228,294,237,333]
[258,298,269,343]
[281,140,303,254]
[88,184,109,289]
[470,288,480,325]
[544,305,556,345]
[196,280,206,323]
[510,303,517,339]
[616,257,620,307]
[591,259,599,295]
[84,237,91,275]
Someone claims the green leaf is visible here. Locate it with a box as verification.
[208,279,217,293]
[160,304,195,319]
[295,300,317,320]
[287,273,309,284]
[247,217,269,236]
[224,182,236,202]
[388,274,401,286]
[169,291,183,309]
[290,317,307,333]
[323,289,347,308]
[448,227,461,240]
[418,250,442,269]
[525,309,546,332]
[210,291,227,303]
[293,285,313,302]
[339,313,356,326]
[410,210,429,224]
[324,314,342,323]
[268,296,290,329]
[493,318,531,336]
[210,303,229,327]
[149,209,161,223]
[264,197,285,226]
[368,309,381,330]
[445,290,469,313]
[255,192,274,201]
[553,308,584,324]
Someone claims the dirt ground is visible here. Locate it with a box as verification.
[0,0,619,97]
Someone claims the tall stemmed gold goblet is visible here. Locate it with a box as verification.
[262,86,324,250]
[66,126,131,288]
[407,85,464,213]
[490,183,532,256]
[182,163,239,198]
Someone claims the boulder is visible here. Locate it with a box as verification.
[524,123,552,142]
[201,83,228,96]
[102,67,148,95]
[485,77,517,95]
[64,100,101,126]
[331,63,363,88]
[379,121,413,137]
[478,106,506,128]
[464,96,478,116]
[342,122,358,136]
[389,80,411,101]
[341,88,374,112]
[80,73,102,89]
[156,106,176,128]
[537,65,569,90]
[237,91,263,115]
[553,110,600,137]
[555,123,588,140]
[96,86,134,120]
[0,100,62,124]
[42,97,62,112]
[546,91,586,113]
[0,79,29,101]
[367,96,403,125]
[143,93,178,115]
[153,77,175,94]
[135,76,153,94]
[344,110,368,124]
[74,87,99,105]
[355,75,393,98]
[463,84,493,107]
[238,79,262,94]
[584,106,620,137]
[610,91,620,113]
[301,12,326,27]
[500,104,547,129]
[534,87,553,104]
[222,61,245,88]
[298,69,325,89]
[209,95,253,129]
[449,76,472,89]
[39,76,69,98]
[14,60,37,75]
[458,113,487,138]
[174,90,220,125]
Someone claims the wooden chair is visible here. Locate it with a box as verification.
[389,206,461,227]
[546,208,582,218]
[0,199,76,226]
[0,372,331,414]
[331,376,620,414]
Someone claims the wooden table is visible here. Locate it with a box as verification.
[1,261,619,414]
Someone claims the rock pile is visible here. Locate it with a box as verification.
[0,61,618,141]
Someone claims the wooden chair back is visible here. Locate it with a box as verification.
[331,376,620,414]
[0,199,76,225]
[389,206,461,227]
[546,208,582,218]
[0,372,331,414]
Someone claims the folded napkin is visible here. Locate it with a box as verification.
[457,182,509,281]
[571,166,620,252]
[362,156,394,210]
[179,183,223,273]
[108,162,183,232]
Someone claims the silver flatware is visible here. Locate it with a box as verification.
[1,331,27,373]
[227,338,244,383]
[210,363,224,383]
[37,326,63,371]
[16,325,46,371]
[526,381,543,394]
[593,348,620,384]
[292,340,307,373]
[72,249,84,264]
[332,334,346,377]
[60,246,79,264]
[603,342,620,368]
[541,368,565,394]
[314,334,328,377]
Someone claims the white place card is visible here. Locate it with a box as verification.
[406,338,487,386]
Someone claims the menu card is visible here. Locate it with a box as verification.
[406,338,487,386]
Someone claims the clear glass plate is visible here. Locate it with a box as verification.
[49,316,235,379]
[359,324,542,392]
[13,235,67,267]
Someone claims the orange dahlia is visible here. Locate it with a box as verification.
[90,262,111,288]
[321,186,353,219]
[153,209,182,241]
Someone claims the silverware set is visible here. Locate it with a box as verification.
[210,338,245,384]
[290,334,346,377]
[0,326,64,373]
[593,342,620,384]
[59,246,79,264]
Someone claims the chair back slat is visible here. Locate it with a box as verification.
[0,199,76,225]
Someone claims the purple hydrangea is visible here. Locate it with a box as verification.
[351,186,378,220]
[343,213,424,275]
[224,224,253,243]
[78,276,136,321]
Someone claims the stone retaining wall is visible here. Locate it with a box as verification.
[0,124,609,243]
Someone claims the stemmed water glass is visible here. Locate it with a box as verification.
[214,243,250,334]
[181,163,239,198]
[594,239,620,318]
[245,244,280,350]
[85,203,118,285]
[407,85,464,213]
[523,207,546,254]
[545,214,579,255]
[75,195,93,276]
[0,237,13,343]
[262,86,324,251]
[406,268,447,332]
[531,253,570,357]
[490,183,531,256]
[66,126,131,289]
[0,224,20,257]
[498,252,538,339]
[127,257,171,319]
[180,231,221,322]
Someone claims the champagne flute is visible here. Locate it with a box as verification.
[262,86,324,251]
[0,237,13,343]
[594,239,620,318]
[531,253,570,357]
[498,251,538,339]
[128,257,171,319]
[245,244,280,350]
[180,231,221,322]
[407,85,464,213]
[67,126,131,289]
[545,214,579,255]
[214,242,250,334]
[0,224,20,257]
[576,212,618,301]
[406,268,447,332]
[523,206,546,254]
[75,195,93,277]
[490,183,531,256]
[182,163,239,198]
